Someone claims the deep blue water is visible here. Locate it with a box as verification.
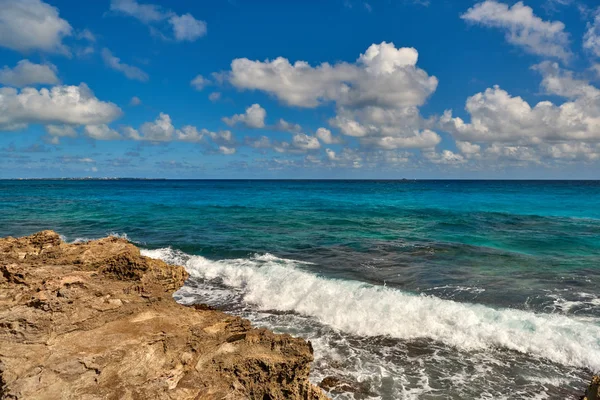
[1,180,599,399]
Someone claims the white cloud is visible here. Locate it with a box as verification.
[424,149,465,165]
[292,133,321,150]
[584,9,600,57]
[138,112,174,141]
[110,0,165,23]
[130,96,142,106]
[227,42,435,109]
[534,61,600,99]
[109,0,206,42]
[441,76,600,144]
[77,29,96,42]
[461,1,571,61]
[360,129,441,149]
[456,141,481,157]
[0,84,122,131]
[223,103,266,128]
[209,130,235,145]
[219,146,236,155]
[84,124,121,140]
[45,124,77,143]
[316,127,343,144]
[102,48,149,82]
[76,46,95,58]
[169,14,206,41]
[125,112,236,151]
[245,135,272,149]
[191,74,208,90]
[0,60,59,87]
[176,125,203,142]
[224,42,440,150]
[273,118,302,133]
[0,0,72,54]
[325,148,337,161]
[440,63,600,166]
[208,92,221,102]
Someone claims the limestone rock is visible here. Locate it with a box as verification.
[0,231,328,400]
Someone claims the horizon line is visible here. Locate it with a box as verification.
[1,178,599,182]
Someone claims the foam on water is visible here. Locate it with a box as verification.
[142,248,600,372]
[60,232,145,245]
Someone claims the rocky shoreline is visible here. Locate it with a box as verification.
[0,231,328,399]
[0,230,597,399]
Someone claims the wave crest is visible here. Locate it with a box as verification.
[142,248,600,372]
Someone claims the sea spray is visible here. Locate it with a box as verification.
[142,248,600,372]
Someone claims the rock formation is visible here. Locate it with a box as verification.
[0,231,328,399]
[581,376,600,400]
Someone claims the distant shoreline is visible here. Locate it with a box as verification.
[1,178,600,182]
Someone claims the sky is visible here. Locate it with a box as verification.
[0,0,599,179]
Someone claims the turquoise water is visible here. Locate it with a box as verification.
[1,180,599,399]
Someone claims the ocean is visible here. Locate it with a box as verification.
[1,179,599,399]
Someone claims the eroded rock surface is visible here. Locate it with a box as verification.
[0,231,328,400]
[582,376,600,400]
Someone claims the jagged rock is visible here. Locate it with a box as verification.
[581,376,600,400]
[319,376,377,399]
[0,231,328,400]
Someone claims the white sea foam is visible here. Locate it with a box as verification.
[142,248,600,372]
[60,232,144,245]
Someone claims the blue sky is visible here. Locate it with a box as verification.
[0,0,599,178]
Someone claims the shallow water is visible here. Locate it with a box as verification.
[1,180,599,398]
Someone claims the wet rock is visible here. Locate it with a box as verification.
[0,231,328,400]
[581,375,600,400]
[319,376,377,399]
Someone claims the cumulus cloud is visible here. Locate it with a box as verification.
[423,149,466,165]
[109,0,206,42]
[292,133,321,150]
[0,84,122,131]
[316,127,343,144]
[227,42,435,109]
[45,124,77,138]
[110,0,166,23]
[176,125,204,142]
[360,129,441,149]
[461,1,571,61]
[223,103,266,128]
[440,63,600,165]
[129,96,142,106]
[84,124,121,140]
[218,146,236,155]
[245,135,272,149]
[224,42,440,150]
[209,130,235,146]
[0,0,72,54]
[137,112,174,141]
[169,14,206,41]
[102,49,149,82]
[0,60,59,87]
[123,112,236,154]
[45,124,77,144]
[191,74,208,90]
[273,119,302,134]
[584,8,600,57]
[325,148,337,161]
[456,141,481,157]
[441,78,600,144]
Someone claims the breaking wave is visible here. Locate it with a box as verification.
[142,248,600,372]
